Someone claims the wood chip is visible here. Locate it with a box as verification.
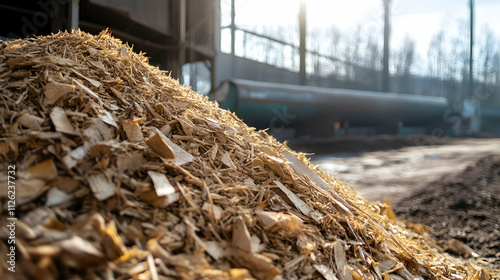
[147,129,194,166]
[221,152,236,169]
[16,178,47,205]
[275,180,323,222]
[97,109,118,128]
[46,187,73,206]
[282,150,353,214]
[18,113,44,130]
[232,216,252,252]
[87,173,116,201]
[71,69,102,88]
[148,171,176,197]
[62,146,86,169]
[50,106,76,134]
[73,78,100,99]
[146,132,175,159]
[314,264,339,280]
[43,81,75,105]
[26,159,58,181]
[122,120,144,142]
[333,241,353,280]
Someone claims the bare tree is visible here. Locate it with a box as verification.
[476,26,497,101]
[394,36,415,93]
[395,36,415,76]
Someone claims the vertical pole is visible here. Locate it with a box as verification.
[230,0,235,55]
[178,0,186,83]
[211,0,220,91]
[469,0,474,98]
[382,0,390,92]
[299,0,306,85]
[69,0,79,31]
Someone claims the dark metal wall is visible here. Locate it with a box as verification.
[0,0,216,83]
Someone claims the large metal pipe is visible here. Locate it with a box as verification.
[212,79,449,133]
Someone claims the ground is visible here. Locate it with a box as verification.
[303,136,500,269]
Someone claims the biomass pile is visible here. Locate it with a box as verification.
[396,155,500,271]
[0,30,493,280]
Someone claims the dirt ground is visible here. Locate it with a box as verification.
[308,137,500,269]
[396,154,500,269]
[309,137,500,203]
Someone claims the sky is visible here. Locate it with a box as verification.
[224,0,500,74]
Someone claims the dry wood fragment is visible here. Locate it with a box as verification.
[221,152,236,169]
[256,210,302,234]
[122,120,144,142]
[274,180,323,222]
[333,241,353,280]
[18,113,44,130]
[97,109,118,128]
[73,78,100,99]
[71,69,102,88]
[232,216,252,252]
[50,106,76,134]
[87,173,116,201]
[282,150,353,214]
[16,178,47,205]
[148,171,176,197]
[313,264,339,280]
[43,81,75,105]
[45,187,73,206]
[146,132,176,159]
[62,146,86,169]
[26,159,58,181]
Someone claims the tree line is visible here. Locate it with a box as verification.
[229,20,499,109]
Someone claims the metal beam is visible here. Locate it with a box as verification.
[382,0,391,92]
[469,0,474,98]
[230,0,235,55]
[178,0,186,82]
[69,0,79,30]
[299,0,306,85]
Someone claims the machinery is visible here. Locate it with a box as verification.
[211,79,450,137]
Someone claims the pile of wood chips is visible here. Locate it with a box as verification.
[0,30,493,280]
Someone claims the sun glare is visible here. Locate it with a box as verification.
[234,0,300,29]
